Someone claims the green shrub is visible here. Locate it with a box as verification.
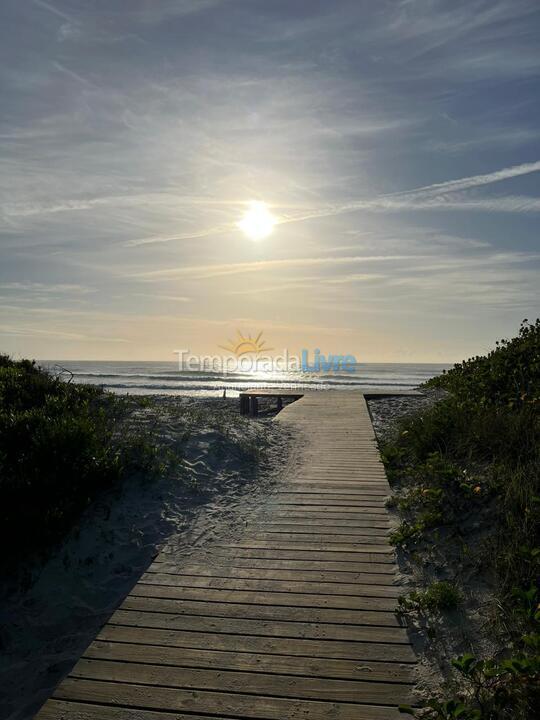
[426,318,540,409]
[382,321,540,718]
[0,355,157,571]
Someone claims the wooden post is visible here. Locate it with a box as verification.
[250,396,258,417]
[239,394,249,415]
[277,396,283,412]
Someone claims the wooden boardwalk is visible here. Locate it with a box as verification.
[35,392,415,720]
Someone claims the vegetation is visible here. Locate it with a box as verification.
[0,355,159,573]
[380,321,540,719]
[399,582,462,613]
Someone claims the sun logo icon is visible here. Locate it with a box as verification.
[219,330,273,357]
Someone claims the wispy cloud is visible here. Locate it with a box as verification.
[276,160,540,224]
[0,323,128,342]
[124,227,229,247]
[131,293,192,303]
[390,160,540,198]
[32,0,73,23]
[52,61,95,88]
[134,255,421,280]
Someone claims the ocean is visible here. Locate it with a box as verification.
[41,361,451,397]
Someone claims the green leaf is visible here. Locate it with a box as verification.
[398,705,416,715]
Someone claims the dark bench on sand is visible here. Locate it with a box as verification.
[239,390,303,417]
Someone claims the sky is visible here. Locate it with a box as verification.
[1,0,539,363]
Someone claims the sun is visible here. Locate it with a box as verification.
[237,201,276,241]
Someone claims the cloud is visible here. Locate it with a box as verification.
[275,160,540,225]
[57,22,82,42]
[123,226,229,247]
[134,255,421,280]
[131,293,191,303]
[0,323,128,342]
[0,281,91,293]
[390,160,540,198]
[32,0,73,23]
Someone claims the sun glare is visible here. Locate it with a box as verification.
[238,201,276,241]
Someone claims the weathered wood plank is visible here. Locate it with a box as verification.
[98,624,416,661]
[147,563,398,584]
[36,700,236,720]
[70,658,415,705]
[120,595,403,625]
[109,608,409,643]
[138,572,401,596]
[218,541,393,553]
[51,678,405,719]
[84,640,414,682]
[131,582,399,610]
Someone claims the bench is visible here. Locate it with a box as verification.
[239,390,304,417]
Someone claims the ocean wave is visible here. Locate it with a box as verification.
[51,360,448,396]
[71,372,424,385]
[90,379,418,392]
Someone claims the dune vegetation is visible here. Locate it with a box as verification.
[0,356,277,584]
[382,320,540,719]
[0,356,160,575]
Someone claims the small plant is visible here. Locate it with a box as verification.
[390,519,427,547]
[399,582,462,613]
[390,508,444,547]
[399,643,540,718]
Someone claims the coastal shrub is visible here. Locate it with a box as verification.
[0,355,158,572]
[426,318,540,408]
[382,321,540,719]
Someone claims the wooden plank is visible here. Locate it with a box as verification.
[120,595,404,626]
[36,700,236,720]
[139,572,401,597]
[271,501,389,511]
[273,493,386,504]
[184,547,396,562]
[131,583,400,610]
[147,563,398,584]
[70,658,415,706]
[51,678,405,719]
[98,625,417,661]
[218,541,393,554]
[255,518,390,529]
[84,640,414,682]
[279,486,389,495]
[191,554,397,573]
[273,510,391,523]
[110,609,409,643]
[241,530,391,541]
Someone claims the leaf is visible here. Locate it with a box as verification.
[398,705,416,715]
[452,653,477,676]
